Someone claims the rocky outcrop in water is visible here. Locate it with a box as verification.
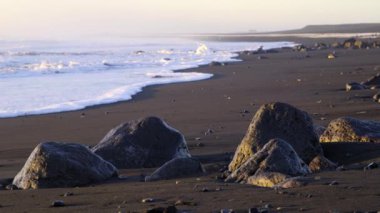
[228,102,322,172]
[320,117,380,142]
[13,142,117,189]
[92,117,190,169]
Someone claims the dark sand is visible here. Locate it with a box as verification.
[1,37,380,212]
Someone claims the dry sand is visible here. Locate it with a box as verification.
[1,37,380,212]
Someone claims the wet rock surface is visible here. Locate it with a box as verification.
[92,117,190,169]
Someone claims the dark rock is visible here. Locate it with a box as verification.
[145,158,205,181]
[13,142,117,189]
[320,117,380,142]
[201,187,209,192]
[92,117,190,169]
[329,180,339,186]
[364,162,378,170]
[275,177,311,189]
[226,138,310,187]
[314,125,326,138]
[229,102,322,172]
[146,206,177,213]
[51,200,65,207]
[209,61,226,66]
[248,208,260,213]
[5,184,18,190]
[362,73,380,86]
[345,82,366,91]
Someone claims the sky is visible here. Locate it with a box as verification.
[0,0,379,39]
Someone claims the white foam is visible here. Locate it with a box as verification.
[0,38,295,118]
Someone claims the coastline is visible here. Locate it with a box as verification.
[1,36,380,212]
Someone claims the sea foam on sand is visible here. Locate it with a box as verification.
[0,38,295,118]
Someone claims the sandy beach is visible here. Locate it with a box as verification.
[1,36,380,212]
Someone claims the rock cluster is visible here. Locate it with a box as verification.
[226,102,335,188]
[226,138,310,187]
[228,102,322,172]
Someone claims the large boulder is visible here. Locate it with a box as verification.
[13,142,117,189]
[320,117,380,142]
[228,102,322,172]
[92,117,190,169]
[145,158,205,181]
[226,138,310,184]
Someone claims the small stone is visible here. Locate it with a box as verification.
[205,129,214,135]
[63,192,74,197]
[141,198,155,203]
[263,204,272,208]
[80,112,86,118]
[329,181,339,186]
[195,137,202,141]
[51,200,65,207]
[196,142,205,147]
[175,200,197,206]
[299,207,305,211]
[306,194,313,198]
[201,187,209,192]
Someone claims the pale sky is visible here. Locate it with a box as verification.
[1,0,379,39]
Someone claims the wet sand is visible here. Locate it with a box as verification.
[1,38,380,212]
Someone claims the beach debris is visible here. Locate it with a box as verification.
[364,162,378,171]
[375,93,380,102]
[195,137,202,141]
[320,117,380,142]
[145,158,205,181]
[226,138,310,187]
[329,180,339,186]
[92,116,190,169]
[51,200,65,207]
[228,102,322,172]
[80,112,86,118]
[13,142,117,189]
[141,198,156,203]
[345,82,366,91]
[308,155,337,173]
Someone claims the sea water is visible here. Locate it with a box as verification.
[0,38,294,118]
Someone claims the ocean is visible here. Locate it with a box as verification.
[0,38,294,118]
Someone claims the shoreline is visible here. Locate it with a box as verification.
[1,36,380,212]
